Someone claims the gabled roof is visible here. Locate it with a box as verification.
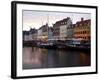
[76,19,91,27]
[53,17,71,26]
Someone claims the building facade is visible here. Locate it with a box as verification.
[37,27,42,40]
[53,17,72,40]
[53,21,60,40]
[60,17,72,40]
[66,19,73,39]
[41,23,48,41]
[74,18,91,41]
[37,23,49,41]
[48,27,53,40]
[23,31,30,41]
[29,28,38,41]
[23,28,38,41]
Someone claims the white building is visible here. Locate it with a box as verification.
[60,17,72,40]
[60,25,67,40]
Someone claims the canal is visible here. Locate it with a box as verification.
[23,47,90,69]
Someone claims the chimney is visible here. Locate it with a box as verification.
[81,18,84,21]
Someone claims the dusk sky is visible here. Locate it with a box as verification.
[23,10,91,31]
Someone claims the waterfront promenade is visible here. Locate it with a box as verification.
[23,40,90,51]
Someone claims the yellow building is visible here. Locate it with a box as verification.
[74,18,91,41]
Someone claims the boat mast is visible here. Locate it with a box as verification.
[47,14,49,41]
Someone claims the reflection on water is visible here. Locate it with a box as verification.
[23,47,90,69]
